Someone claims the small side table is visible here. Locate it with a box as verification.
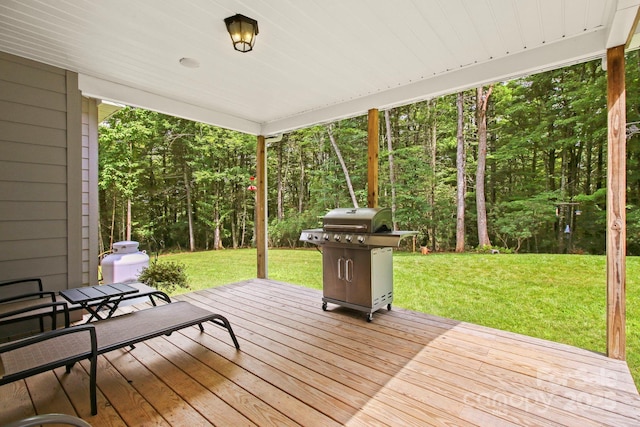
[60,283,139,322]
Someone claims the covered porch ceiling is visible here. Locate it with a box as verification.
[1,0,639,136]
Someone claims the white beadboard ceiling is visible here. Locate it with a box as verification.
[0,0,638,135]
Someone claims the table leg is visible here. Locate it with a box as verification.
[82,303,104,323]
[105,295,125,318]
[82,295,126,322]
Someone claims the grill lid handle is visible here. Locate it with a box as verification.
[324,224,367,232]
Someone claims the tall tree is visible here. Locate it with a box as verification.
[455,92,466,252]
[276,137,285,220]
[183,168,195,252]
[476,85,494,248]
[427,99,438,250]
[384,109,398,230]
[327,124,359,207]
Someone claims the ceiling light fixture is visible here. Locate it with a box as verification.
[224,13,259,53]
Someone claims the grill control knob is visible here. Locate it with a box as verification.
[322,233,329,241]
[357,235,365,244]
[345,235,352,242]
[307,233,314,240]
[333,234,341,241]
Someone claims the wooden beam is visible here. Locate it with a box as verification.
[256,135,268,278]
[606,45,626,360]
[367,109,379,208]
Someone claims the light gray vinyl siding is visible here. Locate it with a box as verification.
[0,51,83,293]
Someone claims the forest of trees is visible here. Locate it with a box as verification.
[98,53,640,256]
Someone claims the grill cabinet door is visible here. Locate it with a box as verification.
[344,248,372,307]
[322,247,347,302]
[323,247,373,307]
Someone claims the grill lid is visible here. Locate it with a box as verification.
[322,207,392,233]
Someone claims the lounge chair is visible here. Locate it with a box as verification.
[0,300,239,416]
[0,278,63,332]
[0,321,98,413]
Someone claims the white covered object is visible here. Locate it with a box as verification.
[102,241,149,284]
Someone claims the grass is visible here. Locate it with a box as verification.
[154,248,640,390]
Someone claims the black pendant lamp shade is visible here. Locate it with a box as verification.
[224,14,259,53]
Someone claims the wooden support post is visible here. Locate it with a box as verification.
[606,45,626,360]
[256,135,268,279]
[367,108,379,208]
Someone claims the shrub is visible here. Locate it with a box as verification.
[138,260,190,294]
[475,245,513,254]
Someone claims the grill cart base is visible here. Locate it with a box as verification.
[322,297,392,322]
[321,245,393,322]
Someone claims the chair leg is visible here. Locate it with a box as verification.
[89,354,97,415]
[66,362,75,373]
[210,315,240,349]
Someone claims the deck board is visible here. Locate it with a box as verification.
[1,279,640,426]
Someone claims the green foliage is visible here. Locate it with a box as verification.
[99,109,256,252]
[490,194,555,252]
[138,261,190,294]
[98,54,640,255]
[475,244,513,254]
[269,210,322,248]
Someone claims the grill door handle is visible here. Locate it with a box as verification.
[345,258,353,282]
[324,224,367,232]
[337,257,344,280]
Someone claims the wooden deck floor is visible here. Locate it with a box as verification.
[2,279,640,426]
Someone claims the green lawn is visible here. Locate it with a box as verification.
[156,248,640,390]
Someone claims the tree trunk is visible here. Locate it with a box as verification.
[276,139,284,220]
[110,192,116,251]
[558,149,568,253]
[428,99,437,251]
[327,125,359,208]
[184,170,195,251]
[240,199,247,248]
[213,198,222,250]
[476,85,493,248]
[298,149,305,213]
[596,139,604,190]
[455,92,466,252]
[126,197,132,241]
[384,110,398,230]
[214,209,221,250]
[584,139,593,194]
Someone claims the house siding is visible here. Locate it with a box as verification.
[0,51,83,292]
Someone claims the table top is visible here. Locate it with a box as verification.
[59,283,139,304]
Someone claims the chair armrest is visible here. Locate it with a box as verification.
[0,323,95,355]
[0,324,97,392]
[0,291,57,305]
[0,301,70,328]
[0,278,43,292]
[0,324,98,415]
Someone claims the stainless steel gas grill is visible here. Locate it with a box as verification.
[299,207,416,321]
